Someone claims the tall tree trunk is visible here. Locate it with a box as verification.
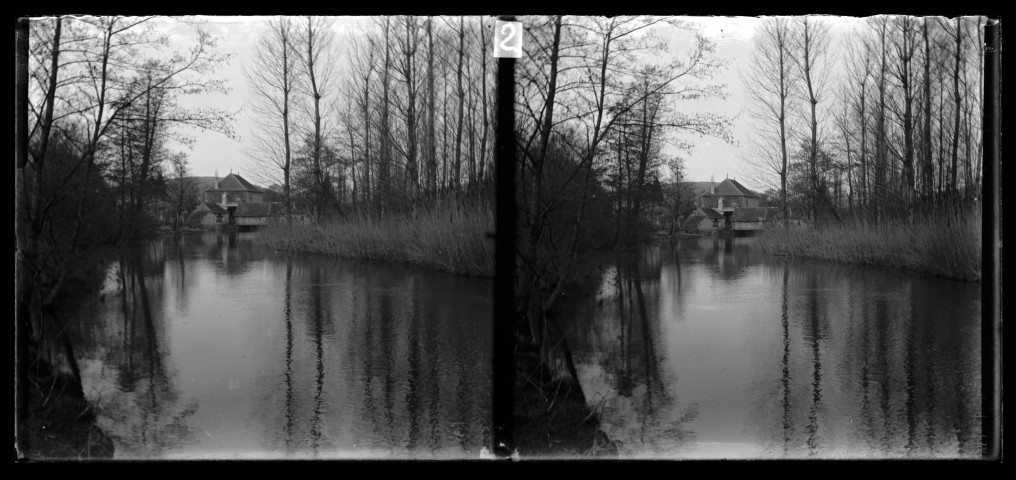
[859,81,868,213]
[478,17,490,185]
[974,17,985,197]
[426,17,437,195]
[305,17,325,219]
[362,52,373,206]
[899,18,915,206]
[950,17,962,199]
[453,17,466,192]
[875,18,888,221]
[402,16,419,198]
[630,88,657,241]
[466,45,477,187]
[922,20,934,202]
[778,26,791,228]
[937,56,946,200]
[380,18,392,209]
[281,20,294,226]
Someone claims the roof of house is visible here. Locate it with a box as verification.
[184,209,211,226]
[206,203,228,215]
[681,214,706,231]
[700,178,758,198]
[699,206,724,219]
[205,173,262,194]
[730,207,777,222]
[234,202,285,217]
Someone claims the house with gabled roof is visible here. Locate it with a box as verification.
[697,178,761,212]
[690,178,776,234]
[203,173,264,207]
[186,172,306,229]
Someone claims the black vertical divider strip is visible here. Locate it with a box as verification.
[493,14,517,459]
[981,17,1000,461]
[15,17,31,461]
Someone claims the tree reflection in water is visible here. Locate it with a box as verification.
[84,246,198,458]
[69,234,491,459]
[558,238,981,459]
[557,247,697,456]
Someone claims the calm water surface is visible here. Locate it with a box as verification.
[556,237,982,459]
[72,232,492,459]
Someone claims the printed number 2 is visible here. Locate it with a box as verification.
[498,23,521,55]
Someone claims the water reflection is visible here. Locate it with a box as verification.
[72,233,492,459]
[557,249,697,457]
[557,238,982,459]
[70,247,199,458]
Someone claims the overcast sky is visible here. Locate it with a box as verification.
[161,15,869,188]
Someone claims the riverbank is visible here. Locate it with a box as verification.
[26,355,115,461]
[513,339,617,458]
[20,246,117,461]
[256,202,494,277]
[754,208,981,281]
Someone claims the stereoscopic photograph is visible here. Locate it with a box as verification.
[14,14,999,461]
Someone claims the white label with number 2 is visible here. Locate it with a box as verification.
[493,20,523,58]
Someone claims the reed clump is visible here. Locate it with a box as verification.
[256,201,494,277]
[754,207,981,281]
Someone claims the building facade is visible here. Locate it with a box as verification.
[203,173,264,206]
[697,178,761,212]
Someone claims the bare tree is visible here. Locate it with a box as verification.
[168,152,197,231]
[743,16,796,226]
[296,16,338,218]
[425,17,437,193]
[889,16,918,204]
[476,17,491,184]
[244,17,299,225]
[453,16,466,191]
[789,16,832,224]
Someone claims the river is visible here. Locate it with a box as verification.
[69,232,492,459]
[65,232,981,460]
[555,236,983,459]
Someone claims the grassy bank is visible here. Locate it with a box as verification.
[754,208,982,281]
[257,201,494,277]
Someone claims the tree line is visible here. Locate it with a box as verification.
[244,16,502,220]
[743,15,987,225]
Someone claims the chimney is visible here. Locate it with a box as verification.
[711,183,715,195]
